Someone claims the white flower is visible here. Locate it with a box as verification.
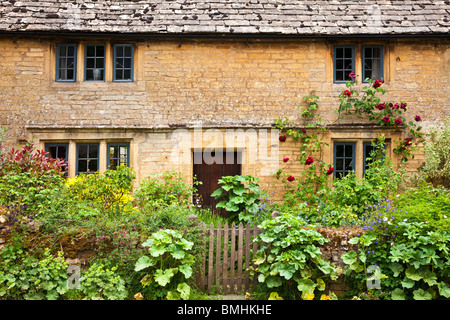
[383,216,388,222]
[444,215,447,219]
[403,218,408,222]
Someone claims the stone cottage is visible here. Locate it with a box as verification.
[0,0,449,205]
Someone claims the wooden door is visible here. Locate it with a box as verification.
[193,151,241,217]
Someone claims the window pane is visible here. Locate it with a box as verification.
[115,69,123,80]
[124,46,132,57]
[96,45,104,57]
[335,48,343,59]
[57,146,67,159]
[124,58,131,68]
[86,58,95,68]
[78,160,87,173]
[89,144,98,158]
[78,145,87,158]
[336,145,344,158]
[345,159,353,170]
[123,70,131,80]
[363,46,383,82]
[85,69,94,81]
[119,146,128,157]
[88,159,98,172]
[336,158,343,170]
[109,146,118,159]
[95,58,104,68]
[86,45,95,57]
[344,145,353,157]
[48,146,57,159]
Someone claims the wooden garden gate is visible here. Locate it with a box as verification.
[197,222,263,294]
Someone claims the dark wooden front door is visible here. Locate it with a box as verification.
[193,151,241,217]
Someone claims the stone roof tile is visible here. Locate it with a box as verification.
[0,0,448,36]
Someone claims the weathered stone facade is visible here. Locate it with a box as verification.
[0,1,449,198]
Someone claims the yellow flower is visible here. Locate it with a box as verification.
[134,292,144,300]
[320,294,332,300]
[302,292,315,300]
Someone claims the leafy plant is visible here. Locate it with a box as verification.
[0,143,66,216]
[134,229,196,300]
[420,117,450,187]
[66,165,136,214]
[79,262,128,300]
[336,76,424,162]
[342,201,450,300]
[210,175,262,223]
[0,246,69,300]
[250,213,339,300]
[134,171,196,209]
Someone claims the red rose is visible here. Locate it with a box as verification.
[287,175,295,182]
[279,135,286,142]
[283,157,289,163]
[373,80,384,89]
[415,115,421,121]
[376,103,386,110]
[305,156,314,165]
[343,90,351,97]
[394,118,403,125]
[326,166,334,175]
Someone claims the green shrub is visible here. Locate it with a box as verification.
[0,143,66,216]
[420,117,450,187]
[134,229,196,300]
[65,165,136,214]
[250,213,339,300]
[342,200,450,300]
[0,243,69,300]
[210,175,262,223]
[393,181,450,232]
[79,262,128,300]
[134,171,195,209]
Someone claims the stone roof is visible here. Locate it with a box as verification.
[0,0,449,36]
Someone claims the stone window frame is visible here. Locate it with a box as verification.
[107,142,130,170]
[362,45,384,83]
[84,44,106,82]
[333,139,391,179]
[45,143,69,176]
[76,143,100,174]
[329,42,390,85]
[55,44,77,82]
[113,44,134,82]
[333,45,355,83]
[333,142,356,179]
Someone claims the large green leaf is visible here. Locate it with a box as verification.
[177,282,191,300]
[297,278,316,293]
[210,188,223,198]
[134,256,155,271]
[438,282,450,298]
[401,277,415,289]
[422,269,438,286]
[232,186,246,196]
[149,244,167,257]
[405,266,423,281]
[179,264,193,279]
[154,268,178,287]
[391,288,406,300]
[389,262,404,277]
[413,288,433,300]
[266,275,283,288]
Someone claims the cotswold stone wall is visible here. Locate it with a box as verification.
[0,36,448,189]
